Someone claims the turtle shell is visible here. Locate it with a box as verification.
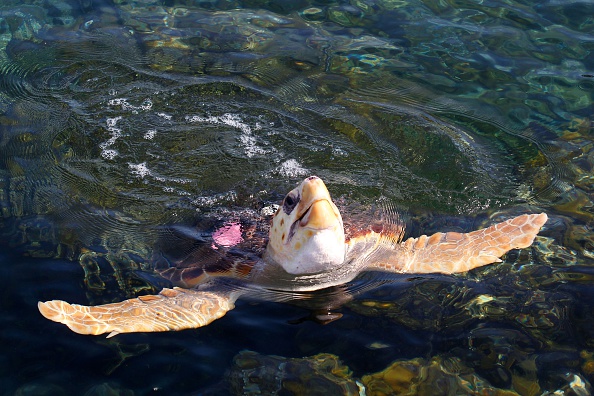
[153,215,270,288]
[152,198,405,289]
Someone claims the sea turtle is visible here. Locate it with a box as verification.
[39,176,548,337]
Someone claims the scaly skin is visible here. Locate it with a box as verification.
[38,288,235,338]
[39,177,548,336]
[361,213,548,274]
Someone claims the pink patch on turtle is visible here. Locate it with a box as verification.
[212,222,243,248]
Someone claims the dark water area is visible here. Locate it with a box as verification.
[0,0,593,394]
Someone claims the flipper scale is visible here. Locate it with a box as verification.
[38,288,236,337]
[367,213,547,274]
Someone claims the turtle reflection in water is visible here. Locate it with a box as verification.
[39,176,547,337]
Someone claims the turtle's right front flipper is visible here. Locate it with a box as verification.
[38,288,236,337]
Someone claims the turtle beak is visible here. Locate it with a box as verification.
[300,200,338,230]
[297,177,341,230]
[300,176,331,204]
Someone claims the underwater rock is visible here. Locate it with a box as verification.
[300,7,326,22]
[347,278,478,332]
[83,382,134,396]
[219,351,568,395]
[541,373,591,396]
[14,382,67,396]
[361,356,520,396]
[225,351,361,395]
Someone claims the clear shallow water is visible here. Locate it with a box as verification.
[0,0,593,394]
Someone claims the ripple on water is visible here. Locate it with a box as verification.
[0,44,560,302]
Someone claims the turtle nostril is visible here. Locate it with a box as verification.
[307,176,319,181]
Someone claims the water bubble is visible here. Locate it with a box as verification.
[100,149,118,160]
[108,98,153,112]
[143,129,156,140]
[157,112,172,120]
[106,116,122,128]
[186,113,268,157]
[128,162,151,178]
[277,159,309,178]
[100,117,123,158]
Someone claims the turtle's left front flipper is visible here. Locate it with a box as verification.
[38,288,236,337]
[368,213,548,274]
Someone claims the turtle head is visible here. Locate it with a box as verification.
[266,176,346,275]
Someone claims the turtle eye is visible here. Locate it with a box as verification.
[283,192,300,215]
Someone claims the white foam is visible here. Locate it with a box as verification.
[277,159,308,177]
[192,191,238,207]
[332,147,348,157]
[240,133,266,157]
[106,116,122,128]
[185,113,267,157]
[100,116,123,159]
[108,98,153,113]
[108,98,128,107]
[157,112,172,120]
[144,129,157,140]
[153,175,191,184]
[128,162,151,178]
[101,149,118,160]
